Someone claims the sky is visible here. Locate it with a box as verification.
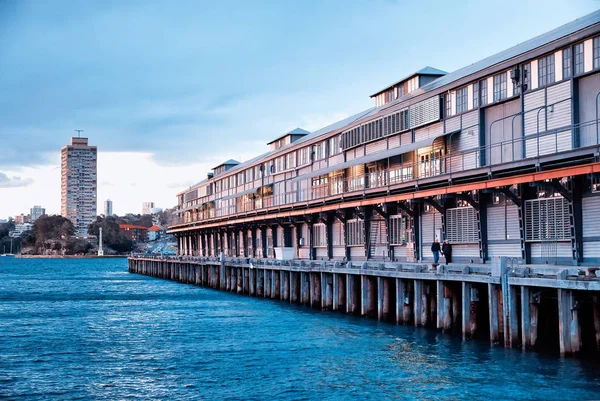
[0,0,598,219]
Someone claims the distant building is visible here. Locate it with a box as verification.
[14,214,30,224]
[30,206,45,222]
[147,225,163,241]
[10,223,33,237]
[150,207,163,215]
[104,199,113,216]
[142,202,155,215]
[61,137,97,237]
[119,224,148,242]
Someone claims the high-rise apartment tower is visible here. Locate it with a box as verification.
[61,137,97,237]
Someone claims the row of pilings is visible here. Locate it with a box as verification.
[128,256,600,358]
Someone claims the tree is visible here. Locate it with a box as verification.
[88,216,133,253]
[65,238,92,255]
[28,215,75,253]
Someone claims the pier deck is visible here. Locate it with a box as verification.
[128,255,600,357]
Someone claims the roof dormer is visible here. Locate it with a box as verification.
[267,128,310,152]
[370,66,447,107]
[212,159,240,176]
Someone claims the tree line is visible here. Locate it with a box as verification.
[0,211,169,255]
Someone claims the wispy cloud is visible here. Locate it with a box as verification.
[0,172,34,188]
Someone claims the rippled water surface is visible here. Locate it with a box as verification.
[1,258,600,400]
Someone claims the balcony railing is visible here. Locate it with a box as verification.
[171,116,600,228]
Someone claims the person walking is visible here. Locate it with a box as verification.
[431,238,441,264]
[442,239,453,265]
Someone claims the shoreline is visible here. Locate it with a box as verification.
[16,255,128,259]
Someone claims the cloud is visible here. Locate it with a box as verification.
[0,172,34,188]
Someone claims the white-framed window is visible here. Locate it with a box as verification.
[346,219,365,246]
[313,223,327,247]
[446,206,478,243]
[525,197,570,241]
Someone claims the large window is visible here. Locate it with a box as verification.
[346,219,365,246]
[456,87,468,114]
[313,223,327,247]
[538,54,555,87]
[594,37,600,69]
[446,93,452,117]
[493,73,507,101]
[525,197,570,241]
[574,43,584,75]
[563,47,572,79]
[473,82,479,108]
[389,215,407,245]
[446,207,478,243]
[480,79,488,106]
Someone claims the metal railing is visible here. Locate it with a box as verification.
[171,116,600,227]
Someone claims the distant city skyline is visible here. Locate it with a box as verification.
[0,1,598,219]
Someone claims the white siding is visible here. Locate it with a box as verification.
[583,196,600,259]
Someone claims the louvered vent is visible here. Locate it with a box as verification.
[409,96,441,129]
[446,206,478,243]
[525,197,570,241]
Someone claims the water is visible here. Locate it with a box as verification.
[0,258,599,401]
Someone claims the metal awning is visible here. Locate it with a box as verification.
[289,133,450,183]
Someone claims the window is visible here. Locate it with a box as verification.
[538,54,555,87]
[329,136,340,155]
[313,223,327,247]
[446,207,478,243]
[493,73,507,101]
[595,37,600,69]
[522,63,531,92]
[473,82,479,108]
[525,197,570,241]
[346,219,365,246]
[456,87,468,114]
[446,93,452,117]
[389,215,407,245]
[563,47,572,79]
[480,79,488,106]
[574,43,584,75]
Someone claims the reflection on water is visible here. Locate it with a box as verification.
[0,258,599,400]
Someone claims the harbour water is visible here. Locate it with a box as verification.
[1,258,599,400]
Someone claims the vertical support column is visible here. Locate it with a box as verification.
[332,273,339,311]
[593,295,600,352]
[488,283,500,344]
[309,272,315,307]
[436,280,445,329]
[558,289,581,356]
[377,277,384,321]
[346,274,356,314]
[462,282,472,340]
[361,275,369,317]
[301,272,310,305]
[289,272,295,303]
[320,273,327,311]
[326,216,334,260]
[414,280,423,326]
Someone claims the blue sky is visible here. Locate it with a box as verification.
[0,0,598,218]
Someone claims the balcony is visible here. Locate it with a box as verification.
[170,116,600,228]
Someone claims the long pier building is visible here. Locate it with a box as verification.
[129,11,600,357]
[169,12,600,267]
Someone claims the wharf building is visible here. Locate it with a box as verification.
[170,12,600,267]
[61,137,97,237]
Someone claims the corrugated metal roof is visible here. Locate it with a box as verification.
[421,10,600,93]
[370,66,447,97]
